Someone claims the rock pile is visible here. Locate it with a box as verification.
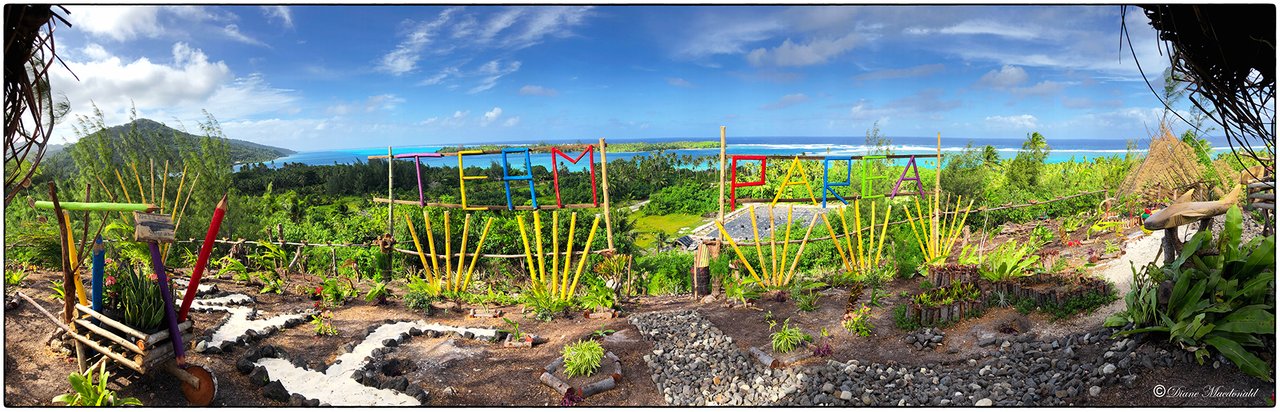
[905,328,945,351]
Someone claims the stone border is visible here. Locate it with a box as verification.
[539,351,623,400]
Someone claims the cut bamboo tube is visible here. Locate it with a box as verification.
[783,214,819,286]
[748,205,768,285]
[714,221,764,285]
[551,211,560,292]
[114,169,134,204]
[565,215,602,301]
[768,206,778,281]
[444,210,454,284]
[533,211,545,286]
[454,214,473,291]
[72,319,144,354]
[74,304,148,341]
[150,159,155,205]
[160,160,169,211]
[517,215,537,288]
[131,161,146,204]
[423,209,440,284]
[818,213,850,272]
[403,212,431,278]
[460,217,494,292]
[50,183,75,322]
[599,137,614,250]
[559,213,579,298]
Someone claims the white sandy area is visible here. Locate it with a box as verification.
[326,321,497,377]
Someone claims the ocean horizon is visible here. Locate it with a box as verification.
[257,135,1233,171]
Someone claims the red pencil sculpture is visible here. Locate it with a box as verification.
[177,194,227,322]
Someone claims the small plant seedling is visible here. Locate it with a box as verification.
[5,266,28,286]
[49,280,65,301]
[843,305,873,337]
[813,327,834,357]
[52,362,142,406]
[795,290,819,312]
[769,319,811,353]
[500,317,525,341]
[311,311,338,336]
[590,329,617,339]
[364,281,391,305]
[867,286,884,308]
[562,340,605,378]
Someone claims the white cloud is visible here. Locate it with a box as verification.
[519,85,558,96]
[468,60,522,93]
[71,6,164,41]
[481,107,503,126]
[977,65,1028,89]
[364,94,405,112]
[503,116,521,127]
[49,42,300,142]
[938,20,1039,40]
[676,18,781,59]
[746,34,858,67]
[378,6,590,77]
[1012,80,1065,97]
[985,114,1039,130]
[760,93,809,110]
[223,24,267,47]
[421,117,439,125]
[261,6,294,29]
[666,77,693,88]
[856,64,945,81]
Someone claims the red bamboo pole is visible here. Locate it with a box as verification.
[177,194,228,322]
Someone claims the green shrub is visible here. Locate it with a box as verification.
[52,362,142,406]
[843,305,873,337]
[640,182,717,216]
[769,319,811,353]
[562,340,605,378]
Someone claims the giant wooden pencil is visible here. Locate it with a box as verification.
[177,194,228,322]
[91,236,105,318]
[147,241,186,366]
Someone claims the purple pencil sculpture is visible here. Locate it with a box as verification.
[148,241,186,366]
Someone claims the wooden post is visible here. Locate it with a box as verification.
[49,183,75,323]
[718,126,727,230]
[387,146,394,281]
[599,138,614,251]
[934,132,941,256]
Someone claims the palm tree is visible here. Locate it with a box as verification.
[982,145,1001,168]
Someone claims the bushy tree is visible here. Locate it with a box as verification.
[1005,132,1049,188]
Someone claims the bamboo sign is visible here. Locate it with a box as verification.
[515,210,602,303]
[370,144,605,211]
[719,130,937,212]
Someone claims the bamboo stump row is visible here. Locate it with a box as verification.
[904,299,983,327]
[929,264,978,288]
[986,275,1112,309]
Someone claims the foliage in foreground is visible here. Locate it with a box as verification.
[770,319,812,353]
[1107,206,1275,381]
[562,340,605,378]
[52,362,142,406]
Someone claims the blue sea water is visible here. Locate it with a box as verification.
[258,135,1231,172]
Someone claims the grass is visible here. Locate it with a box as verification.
[633,212,704,249]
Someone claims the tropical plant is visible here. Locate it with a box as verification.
[1108,207,1275,381]
[769,319,811,353]
[52,362,142,406]
[578,284,616,312]
[49,279,65,301]
[794,289,819,312]
[500,317,524,341]
[977,241,1042,282]
[404,274,442,311]
[6,265,29,286]
[364,281,391,305]
[843,305,873,337]
[562,340,605,378]
[249,240,287,272]
[867,285,885,308]
[311,311,338,336]
[593,254,632,296]
[218,256,249,283]
[1104,239,1120,255]
[106,263,165,332]
[723,275,761,306]
[1031,225,1055,244]
[813,327,834,357]
[319,276,357,307]
[258,271,284,295]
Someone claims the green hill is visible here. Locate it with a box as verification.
[96,119,295,164]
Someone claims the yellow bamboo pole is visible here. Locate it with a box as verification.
[455,214,472,292]
[902,202,928,262]
[854,200,865,272]
[781,204,794,285]
[114,169,134,204]
[443,211,454,285]
[559,212,578,299]
[149,159,155,206]
[868,203,876,272]
[130,162,146,204]
[402,212,430,278]
[748,205,769,287]
[819,213,851,272]
[461,218,493,292]
[715,221,765,285]
[533,211,546,286]
[768,206,778,284]
[837,207,856,270]
[565,215,602,301]
[783,214,820,286]
[62,213,89,306]
[551,211,560,291]
[422,209,440,283]
[517,215,537,289]
[171,164,188,217]
[874,203,891,268]
[160,160,169,212]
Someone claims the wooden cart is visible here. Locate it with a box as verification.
[18,293,219,406]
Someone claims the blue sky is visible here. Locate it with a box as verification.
[49,5,1190,151]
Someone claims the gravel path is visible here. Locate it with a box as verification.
[631,310,1185,406]
[697,204,828,241]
